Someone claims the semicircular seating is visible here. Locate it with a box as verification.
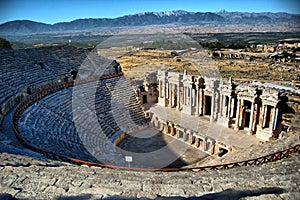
[16,74,148,163]
[0,45,90,117]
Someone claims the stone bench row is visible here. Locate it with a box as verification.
[17,104,99,162]
[0,46,91,122]
[16,74,148,162]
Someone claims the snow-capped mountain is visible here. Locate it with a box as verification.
[0,10,299,35]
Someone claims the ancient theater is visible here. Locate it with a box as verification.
[0,43,299,198]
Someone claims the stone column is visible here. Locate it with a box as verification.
[158,78,167,107]
[210,91,216,122]
[185,130,190,142]
[189,133,194,145]
[199,88,203,115]
[176,84,181,111]
[176,129,180,139]
[183,86,186,105]
[262,104,267,128]
[189,86,193,113]
[252,103,259,132]
[166,83,169,100]
[199,138,204,151]
[205,139,215,155]
[169,83,172,108]
[230,97,235,118]
[235,98,241,130]
[272,107,279,131]
[203,138,208,151]
[196,87,199,116]
[162,82,165,99]
[185,86,188,105]
[195,138,199,148]
[227,97,232,118]
[169,123,173,135]
[220,94,224,117]
[159,81,162,98]
[249,102,255,133]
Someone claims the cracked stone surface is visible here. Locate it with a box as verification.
[0,150,299,199]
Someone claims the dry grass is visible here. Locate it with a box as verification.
[102,48,299,84]
[216,59,300,84]
[116,50,199,81]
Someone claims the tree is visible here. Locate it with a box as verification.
[0,37,13,49]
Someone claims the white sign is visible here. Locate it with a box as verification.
[125,156,133,162]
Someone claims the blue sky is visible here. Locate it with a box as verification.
[1,0,299,24]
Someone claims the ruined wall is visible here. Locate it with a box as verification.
[153,70,300,141]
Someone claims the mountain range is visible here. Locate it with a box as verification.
[0,10,299,35]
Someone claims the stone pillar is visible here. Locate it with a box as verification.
[249,102,255,134]
[205,139,215,155]
[185,130,190,142]
[166,82,169,100]
[195,87,199,116]
[189,134,195,145]
[252,103,259,133]
[183,86,186,105]
[158,77,167,107]
[272,107,279,131]
[159,81,162,98]
[203,139,208,151]
[169,83,172,108]
[262,104,267,128]
[230,97,235,118]
[184,86,187,105]
[155,118,159,128]
[235,98,241,130]
[182,131,189,142]
[220,94,224,117]
[199,88,203,115]
[195,138,199,148]
[170,123,174,135]
[210,91,216,122]
[200,138,204,151]
[189,86,193,113]
[227,97,232,118]
[210,140,215,155]
[176,129,180,139]
[162,82,165,99]
[176,84,181,111]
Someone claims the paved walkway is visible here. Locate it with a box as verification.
[147,104,261,149]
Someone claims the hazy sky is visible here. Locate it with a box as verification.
[1,0,299,24]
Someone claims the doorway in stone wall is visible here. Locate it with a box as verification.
[204,95,212,116]
[243,100,252,129]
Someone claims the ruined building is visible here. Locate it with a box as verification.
[140,70,300,145]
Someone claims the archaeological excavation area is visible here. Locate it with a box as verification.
[0,44,299,199]
[0,44,299,168]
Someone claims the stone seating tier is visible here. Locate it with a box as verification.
[17,75,148,163]
[0,45,91,118]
